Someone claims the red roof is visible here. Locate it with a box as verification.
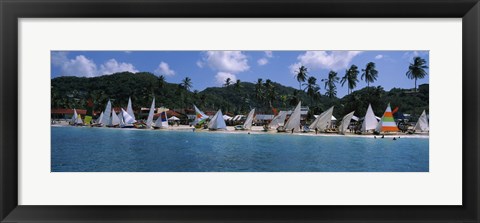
[51,108,87,115]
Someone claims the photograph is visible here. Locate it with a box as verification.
[50,50,429,172]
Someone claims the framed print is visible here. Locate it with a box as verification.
[1,0,479,222]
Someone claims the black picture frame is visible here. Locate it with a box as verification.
[1,0,479,222]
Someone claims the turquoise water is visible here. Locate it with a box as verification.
[51,126,429,172]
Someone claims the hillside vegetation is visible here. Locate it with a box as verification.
[51,72,429,120]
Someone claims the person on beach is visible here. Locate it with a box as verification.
[291,128,294,134]
[381,135,385,139]
[315,127,318,134]
[374,136,376,139]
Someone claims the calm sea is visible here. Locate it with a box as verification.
[51,126,429,172]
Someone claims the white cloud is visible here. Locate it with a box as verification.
[196,60,204,68]
[403,51,428,61]
[59,55,98,77]
[265,51,273,58]
[202,51,250,73]
[51,51,68,66]
[257,58,268,66]
[99,59,138,75]
[257,51,273,66]
[215,72,237,86]
[154,61,175,76]
[52,54,138,77]
[289,51,362,74]
[375,54,384,60]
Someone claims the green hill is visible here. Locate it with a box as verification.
[51,72,429,120]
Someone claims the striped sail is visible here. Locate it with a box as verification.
[375,103,399,132]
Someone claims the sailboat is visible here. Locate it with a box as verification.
[208,109,227,131]
[414,110,429,132]
[309,106,334,133]
[126,97,136,122]
[192,105,209,128]
[264,111,287,131]
[375,103,399,133]
[338,111,355,135]
[235,108,255,130]
[361,103,378,133]
[92,112,104,127]
[75,113,84,126]
[278,102,302,133]
[144,98,156,129]
[70,108,78,125]
[107,108,121,127]
[153,111,169,129]
[101,100,112,127]
[120,108,135,128]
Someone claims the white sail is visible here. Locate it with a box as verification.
[97,112,104,124]
[118,110,125,126]
[146,98,155,128]
[102,100,112,126]
[243,108,256,130]
[121,108,136,124]
[111,109,121,126]
[208,109,227,130]
[414,110,429,132]
[75,114,83,124]
[309,106,334,131]
[156,111,169,128]
[126,97,136,122]
[71,109,78,123]
[284,102,302,132]
[338,111,355,134]
[361,103,378,132]
[269,111,287,128]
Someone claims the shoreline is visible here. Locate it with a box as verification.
[51,124,429,139]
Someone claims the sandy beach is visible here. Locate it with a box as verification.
[52,121,429,139]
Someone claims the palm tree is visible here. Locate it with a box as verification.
[264,79,276,109]
[158,75,166,88]
[224,78,232,87]
[295,65,309,90]
[361,62,378,87]
[406,57,428,92]
[322,71,339,98]
[255,78,264,101]
[181,77,192,91]
[234,79,242,90]
[303,76,320,99]
[340,65,360,95]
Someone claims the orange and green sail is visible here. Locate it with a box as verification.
[375,103,399,132]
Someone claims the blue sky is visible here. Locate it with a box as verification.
[51,50,429,97]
